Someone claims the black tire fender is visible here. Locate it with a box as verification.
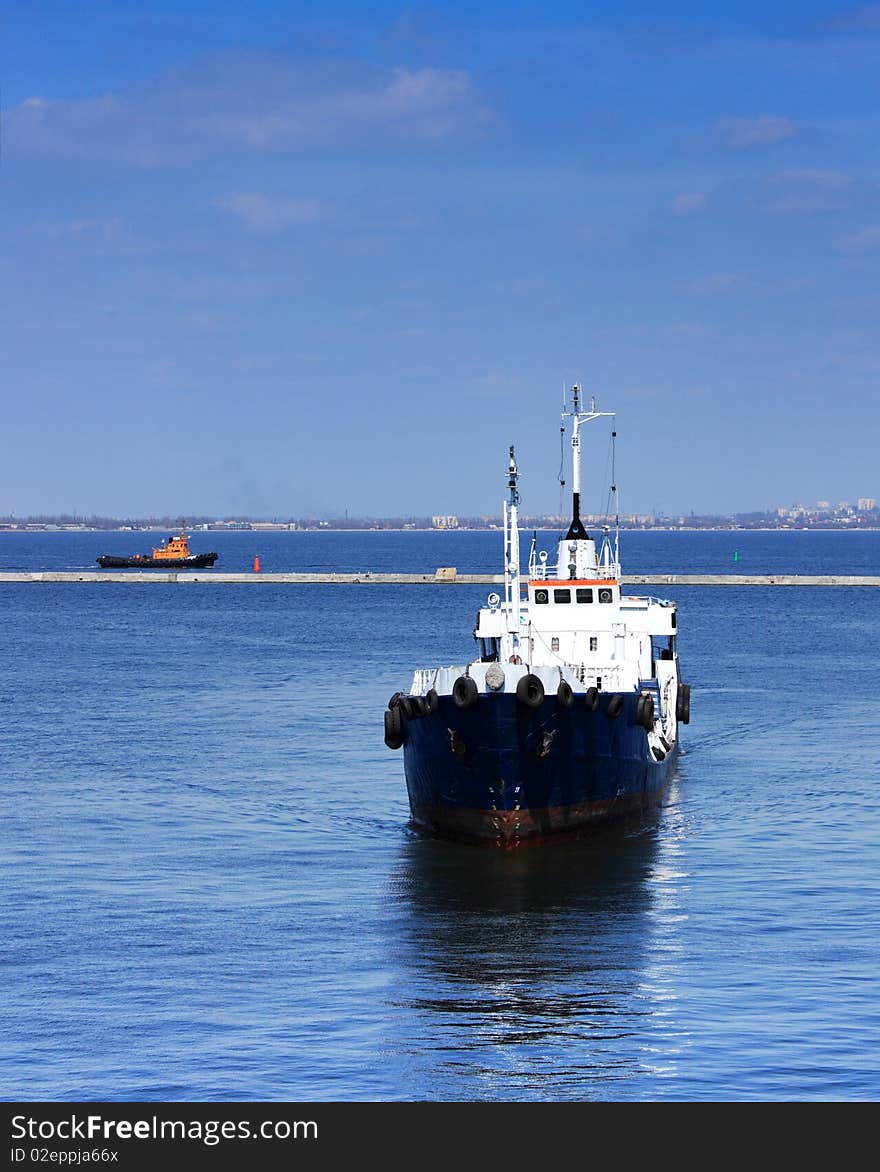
[557,680,574,708]
[516,673,545,708]
[452,675,479,709]
[676,683,691,724]
[636,693,654,730]
[384,706,405,749]
[584,686,600,711]
[606,694,624,719]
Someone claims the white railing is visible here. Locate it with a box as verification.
[526,558,620,581]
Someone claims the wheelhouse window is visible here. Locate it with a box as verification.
[576,588,593,603]
[553,588,571,604]
[589,636,598,651]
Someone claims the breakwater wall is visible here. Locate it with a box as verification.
[1,572,879,586]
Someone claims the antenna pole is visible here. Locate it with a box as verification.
[505,445,521,634]
[561,385,614,542]
[612,427,620,566]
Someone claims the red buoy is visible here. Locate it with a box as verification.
[253,555,261,573]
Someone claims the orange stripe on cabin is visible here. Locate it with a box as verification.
[528,579,618,587]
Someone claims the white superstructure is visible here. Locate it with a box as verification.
[411,386,686,749]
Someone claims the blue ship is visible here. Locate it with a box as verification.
[384,387,690,845]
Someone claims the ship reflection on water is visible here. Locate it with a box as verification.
[388,777,688,1100]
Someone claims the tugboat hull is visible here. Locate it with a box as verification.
[402,691,676,845]
[96,553,218,569]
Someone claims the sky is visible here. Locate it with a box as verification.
[2,1,879,518]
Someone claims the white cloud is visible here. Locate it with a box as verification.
[214,193,323,232]
[6,57,494,167]
[196,66,483,148]
[713,115,795,149]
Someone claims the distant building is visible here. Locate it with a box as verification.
[858,498,876,511]
[817,500,831,511]
[432,515,459,529]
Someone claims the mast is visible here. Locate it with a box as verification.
[504,445,521,632]
[561,385,614,542]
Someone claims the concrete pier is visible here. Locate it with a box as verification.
[0,571,878,586]
[0,570,500,584]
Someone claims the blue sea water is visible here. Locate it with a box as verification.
[2,525,880,576]
[1,531,879,1101]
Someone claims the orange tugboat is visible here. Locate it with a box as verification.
[97,525,218,569]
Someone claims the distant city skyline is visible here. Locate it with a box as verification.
[3,490,880,520]
[3,494,878,532]
[3,1,879,517]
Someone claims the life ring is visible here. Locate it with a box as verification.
[517,673,544,708]
[384,706,405,749]
[452,675,479,709]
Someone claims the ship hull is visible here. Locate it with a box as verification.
[402,691,676,846]
[96,553,218,569]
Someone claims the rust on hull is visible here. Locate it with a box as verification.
[411,788,666,847]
